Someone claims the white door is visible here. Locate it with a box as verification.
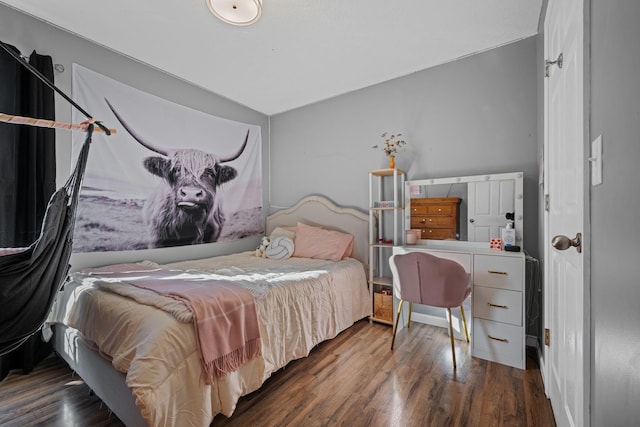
[544,1,589,427]
[467,179,515,242]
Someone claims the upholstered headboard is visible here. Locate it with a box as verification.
[266,195,369,267]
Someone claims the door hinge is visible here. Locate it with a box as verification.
[545,328,550,346]
[545,53,564,78]
[544,194,550,212]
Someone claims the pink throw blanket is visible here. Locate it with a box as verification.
[82,263,262,383]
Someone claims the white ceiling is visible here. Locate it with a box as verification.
[1,0,542,116]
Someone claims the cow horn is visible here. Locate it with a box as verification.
[219,130,249,163]
[105,98,169,156]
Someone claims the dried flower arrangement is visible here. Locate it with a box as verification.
[372,132,406,157]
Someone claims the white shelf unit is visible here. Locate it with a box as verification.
[368,168,405,325]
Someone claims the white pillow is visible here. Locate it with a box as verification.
[269,226,296,240]
[265,236,295,260]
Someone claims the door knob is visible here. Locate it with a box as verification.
[551,232,582,253]
[469,218,475,223]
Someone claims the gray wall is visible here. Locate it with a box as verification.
[589,1,640,424]
[0,5,269,271]
[270,36,540,259]
[271,36,540,329]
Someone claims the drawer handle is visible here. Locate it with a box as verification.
[488,303,508,309]
[487,270,508,275]
[488,335,509,343]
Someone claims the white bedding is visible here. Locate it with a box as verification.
[48,251,370,427]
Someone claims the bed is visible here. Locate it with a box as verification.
[46,195,371,427]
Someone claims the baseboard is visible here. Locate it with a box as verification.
[406,312,468,341]
[406,315,540,346]
[410,312,449,329]
[535,342,549,396]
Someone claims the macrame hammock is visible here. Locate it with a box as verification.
[0,41,115,356]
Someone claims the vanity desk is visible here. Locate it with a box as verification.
[392,242,526,369]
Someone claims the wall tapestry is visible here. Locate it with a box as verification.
[71,64,263,252]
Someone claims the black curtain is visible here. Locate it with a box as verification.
[0,44,56,246]
[0,42,56,380]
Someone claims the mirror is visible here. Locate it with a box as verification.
[404,172,524,247]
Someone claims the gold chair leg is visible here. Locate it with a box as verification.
[407,302,413,328]
[460,305,470,343]
[391,300,404,350]
[447,307,457,369]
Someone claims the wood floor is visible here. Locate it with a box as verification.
[0,320,556,427]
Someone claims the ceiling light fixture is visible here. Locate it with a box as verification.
[206,0,262,26]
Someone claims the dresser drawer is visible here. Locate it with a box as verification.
[426,204,454,215]
[411,216,453,228]
[410,206,428,215]
[472,318,524,369]
[420,228,456,240]
[473,255,523,291]
[473,286,522,326]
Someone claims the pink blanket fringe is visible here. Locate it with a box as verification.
[205,337,262,379]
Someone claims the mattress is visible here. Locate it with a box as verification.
[47,251,370,426]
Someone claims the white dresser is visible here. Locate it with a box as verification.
[393,243,526,369]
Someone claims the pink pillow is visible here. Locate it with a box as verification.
[292,222,354,261]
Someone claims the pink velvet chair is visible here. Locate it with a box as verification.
[389,252,471,368]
